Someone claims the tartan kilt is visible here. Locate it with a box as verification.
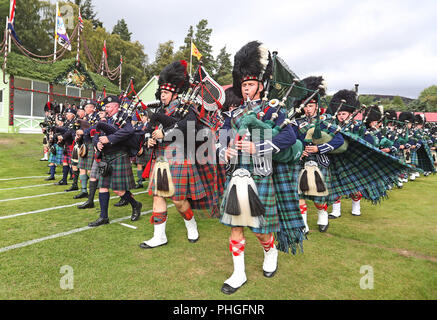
[299,161,333,204]
[98,151,135,191]
[48,144,63,164]
[220,164,278,234]
[273,163,305,254]
[189,163,226,216]
[78,143,94,171]
[62,144,72,165]
[89,159,100,180]
[135,150,148,166]
[148,159,207,201]
[410,149,419,166]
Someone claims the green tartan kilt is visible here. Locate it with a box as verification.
[89,159,100,180]
[220,164,278,234]
[48,144,63,164]
[299,162,333,204]
[410,149,419,166]
[98,151,135,191]
[273,163,305,254]
[135,150,148,166]
[77,143,94,171]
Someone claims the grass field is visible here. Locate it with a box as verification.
[0,133,436,300]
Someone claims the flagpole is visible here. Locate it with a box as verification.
[54,2,58,61]
[190,39,193,79]
[76,9,80,66]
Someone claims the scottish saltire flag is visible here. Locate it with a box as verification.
[55,5,71,51]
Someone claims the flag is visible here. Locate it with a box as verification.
[78,8,84,32]
[102,40,108,57]
[7,0,20,43]
[9,0,16,26]
[191,41,202,60]
[55,5,71,51]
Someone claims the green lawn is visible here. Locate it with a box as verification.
[0,133,436,300]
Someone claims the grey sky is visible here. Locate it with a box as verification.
[91,0,437,98]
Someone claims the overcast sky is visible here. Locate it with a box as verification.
[91,0,437,98]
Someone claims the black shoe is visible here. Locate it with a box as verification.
[139,242,168,249]
[114,198,128,207]
[88,217,109,227]
[45,176,55,181]
[74,191,88,199]
[221,281,247,295]
[65,184,78,192]
[77,199,94,209]
[318,223,329,233]
[328,214,341,219]
[263,267,277,278]
[55,180,68,186]
[134,182,143,189]
[131,202,142,221]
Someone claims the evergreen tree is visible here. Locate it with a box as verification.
[193,19,216,74]
[144,41,175,79]
[112,19,132,41]
[71,0,102,29]
[214,46,232,85]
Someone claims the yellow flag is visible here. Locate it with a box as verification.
[191,42,202,60]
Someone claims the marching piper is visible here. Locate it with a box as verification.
[87,96,143,227]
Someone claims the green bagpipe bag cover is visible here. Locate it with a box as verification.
[237,113,303,164]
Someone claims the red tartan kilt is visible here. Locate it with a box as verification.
[148,159,207,201]
[62,143,73,164]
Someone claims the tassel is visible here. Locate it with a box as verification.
[161,169,169,192]
[142,152,154,179]
[314,170,326,192]
[157,168,163,191]
[225,184,240,215]
[248,184,265,217]
[406,151,410,161]
[299,169,309,192]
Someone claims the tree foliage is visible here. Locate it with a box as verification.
[112,19,132,42]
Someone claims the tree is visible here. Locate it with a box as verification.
[407,99,429,112]
[358,95,376,106]
[214,46,232,85]
[392,96,405,108]
[193,19,216,74]
[419,85,437,112]
[112,19,132,42]
[71,0,102,29]
[144,41,175,79]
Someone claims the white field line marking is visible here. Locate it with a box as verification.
[0,206,176,254]
[119,223,138,230]
[0,191,147,220]
[0,176,58,181]
[0,183,54,191]
[0,191,66,203]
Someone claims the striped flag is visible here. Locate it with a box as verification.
[78,8,84,31]
[9,0,16,25]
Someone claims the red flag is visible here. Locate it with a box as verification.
[102,40,108,57]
